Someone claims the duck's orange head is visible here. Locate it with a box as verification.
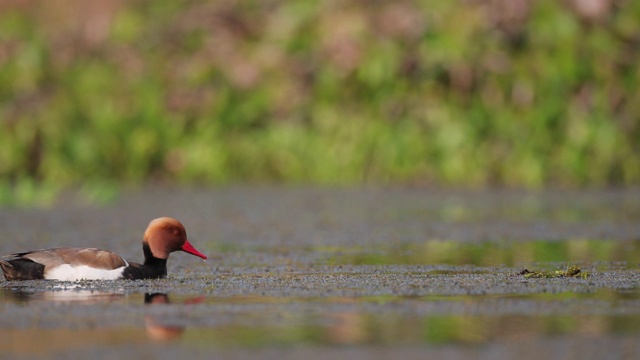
[143,217,207,260]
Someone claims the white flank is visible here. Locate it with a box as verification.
[45,262,128,281]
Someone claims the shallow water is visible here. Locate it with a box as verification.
[1,187,639,359]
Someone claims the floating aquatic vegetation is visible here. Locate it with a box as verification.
[518,265,589,279]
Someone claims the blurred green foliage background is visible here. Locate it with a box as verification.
[0,0,639,204]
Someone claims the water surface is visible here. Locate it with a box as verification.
[1,188,639,359]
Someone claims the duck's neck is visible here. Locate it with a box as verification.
[142,243,167,267]
[121,244,167,279]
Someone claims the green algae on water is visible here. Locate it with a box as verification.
[519,265,589,279]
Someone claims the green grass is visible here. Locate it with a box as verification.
[0,1,639,205]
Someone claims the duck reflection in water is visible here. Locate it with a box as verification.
[144,292,205,341]
[0,287,202,342]
[144,292,197,342]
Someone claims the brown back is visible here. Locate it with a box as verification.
[21,248,127,270]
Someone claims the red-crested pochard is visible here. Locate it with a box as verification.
[0,217,207,281]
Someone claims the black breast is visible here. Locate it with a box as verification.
[121,258,167,280]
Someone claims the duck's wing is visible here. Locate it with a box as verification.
[15,248,128,270]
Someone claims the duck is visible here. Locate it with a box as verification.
[0,217,207,281]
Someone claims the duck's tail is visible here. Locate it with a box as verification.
[0,258,13,281]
